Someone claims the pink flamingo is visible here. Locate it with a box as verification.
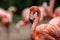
[53,7,60,17]
[33,16,60,40]
[31,15,60,40]
[48,17,60,40]
[0,6,17,32]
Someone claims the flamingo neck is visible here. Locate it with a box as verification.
[31,17,39,31]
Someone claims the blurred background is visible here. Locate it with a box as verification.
[0,0,60,22]
[0,0,60,40]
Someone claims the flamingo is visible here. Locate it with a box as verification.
[0,6,17,32]
[32,16,60,40]
[48,17,60,40]
[35,24,60,40]
[29,6,56,40]
[31,15,60,40]
[53,7,60,17]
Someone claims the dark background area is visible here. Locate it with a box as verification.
[0,0,60,15]
[0,0,60,22]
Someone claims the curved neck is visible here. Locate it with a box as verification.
[31,8,40,31]
[31,17,39,31]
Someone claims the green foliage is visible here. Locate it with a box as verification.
[0,0,15,9]
[13,15,22,23]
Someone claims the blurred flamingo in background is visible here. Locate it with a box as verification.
[53,7,60,17]
[15,0,55,31]
[0,6,17,32]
